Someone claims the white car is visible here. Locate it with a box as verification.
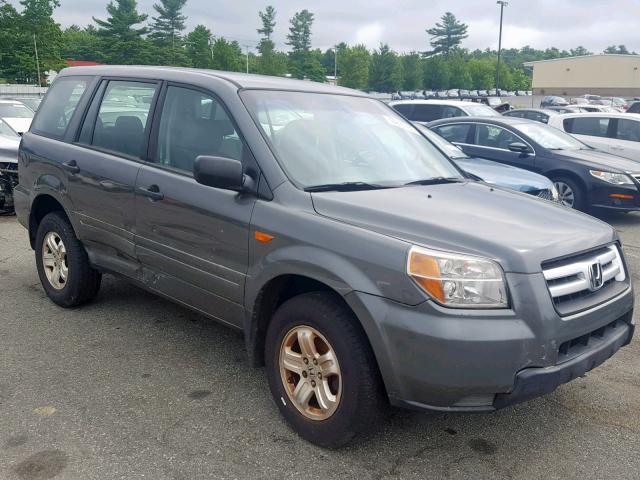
[389,99,500,123]
[548,112,640,162]
[0,99,34,134]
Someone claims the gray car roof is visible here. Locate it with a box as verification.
[427,116,534,127]
[57,65,366,96]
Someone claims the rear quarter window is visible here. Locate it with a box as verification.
[432,124,471,143]
[31,76,91,138]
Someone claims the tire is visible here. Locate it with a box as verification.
[35,212,102,307]
[265,292,387,448]
[552,175,586,211]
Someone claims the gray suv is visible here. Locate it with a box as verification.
[15,66,635,448]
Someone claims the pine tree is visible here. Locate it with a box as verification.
[149,0,188,65]
[185,24,212,68]
[257,5,275,40]
[425,12,468,57]
[286,9,315,79]
[369,44,403,92]
[93,0,149,64]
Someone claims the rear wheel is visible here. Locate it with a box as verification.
[35,212,102,307]
[265,292,387,448]
[552,176,585,211]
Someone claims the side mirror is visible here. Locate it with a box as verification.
[508,142,531,155]
[194,155,244,191]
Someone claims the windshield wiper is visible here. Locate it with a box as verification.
[404,177,462,186]
[304,182,391,192]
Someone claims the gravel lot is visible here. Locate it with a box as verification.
[1,211,639,480]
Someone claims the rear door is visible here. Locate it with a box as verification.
[562,116,612,152]
[134,83,257,327]
[609,118,640,161]
[70,78,160,269]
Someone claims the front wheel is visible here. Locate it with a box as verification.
[35,212,102,307]
[552,176,586,211]
[265,292,387,448]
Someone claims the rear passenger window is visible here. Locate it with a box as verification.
[411,105,441,122]
[615,119,640,142]
[564,117,610,138]
[31,77,90,138]
[392,104,413,117]
[155,86,244,172]
[432,124,471,143]
[88,81,157,158]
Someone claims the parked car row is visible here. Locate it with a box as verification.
[391,89,531,101]
[391,99,640,213]
[541,94,638,113]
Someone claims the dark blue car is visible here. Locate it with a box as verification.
[415,123,558,201]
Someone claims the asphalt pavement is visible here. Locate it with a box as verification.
[1,211,639,480]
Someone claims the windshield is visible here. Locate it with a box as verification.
[513,122,587,150]
[0,119,18,137]
[464,104,500,116]
[241,91,462,188]
[0,103,34,118]
[414,123,468,159]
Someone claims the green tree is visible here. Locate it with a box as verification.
[258,5,276,40]
[211,37,243,72]
[425,12,468,57]
[256,5,286,76]
[401,53,423,91]
[185,24,211,68]
[423,55,450,89]
[61,25,104,62]
[447,50,472,89]
[338,44,370,90]
[23,0,65,79]
[467,59,494,89]
[286,9,315,79]
[369,43,403,92]
[149,0,189,65]
[93,0,150,64]
[604,44,636,54]
[570,46,592,56]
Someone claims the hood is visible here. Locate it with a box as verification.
[311,182,615,273]
[0,134,19,164]
[2,117,32,134]
[454,157,551,192]
[554,148,640,171]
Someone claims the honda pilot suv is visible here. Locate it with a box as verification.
[15,67,635,448]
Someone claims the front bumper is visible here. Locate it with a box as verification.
[590,182,640,211]
[345,272,634,412]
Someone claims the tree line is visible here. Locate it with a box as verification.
[0,1,637,93]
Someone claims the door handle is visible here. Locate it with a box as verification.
[61,160,80,174]
[137,185,164,201]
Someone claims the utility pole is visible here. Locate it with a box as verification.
[496,1,508,91]
[33,33,42,87]
[334,44,338,86]
[244,44,250,74]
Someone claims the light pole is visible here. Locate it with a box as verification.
[496,1,508,91]
[334,44,338,85]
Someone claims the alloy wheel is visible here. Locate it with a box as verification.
[42,231,68,290]
[554,181,575,208]
[279,325,342,420]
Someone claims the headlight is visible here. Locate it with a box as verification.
[589,170,634,185]
[407,246,508,308]
[551,184,559,201]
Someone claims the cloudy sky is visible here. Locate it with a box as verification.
[12,0,640,53]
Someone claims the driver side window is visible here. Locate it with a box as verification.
[155,86,244,172]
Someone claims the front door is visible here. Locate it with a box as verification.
[460,123,536,171]
[134,84,257,327]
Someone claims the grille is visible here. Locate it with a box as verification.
[542,245,628,316]
[0,162,18,188]
[557,312,632,364]
[536,189,554,201]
